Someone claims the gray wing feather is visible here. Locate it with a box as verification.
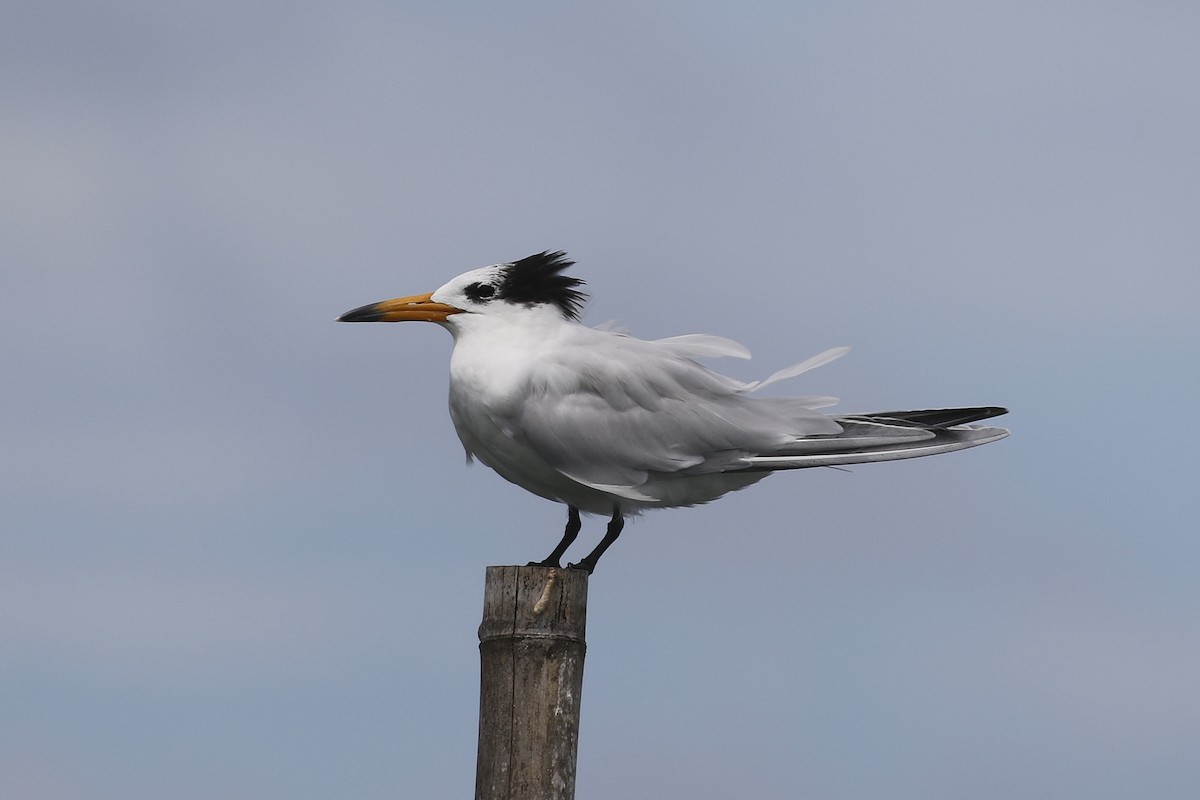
[510,335,843,488]
[740,423,1009,470]
[496,327,1008,489]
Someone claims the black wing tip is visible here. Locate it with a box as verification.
[849,406,1009,428]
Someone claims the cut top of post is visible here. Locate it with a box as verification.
[478,565,589,646]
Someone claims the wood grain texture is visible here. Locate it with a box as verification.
[476,565,589,800]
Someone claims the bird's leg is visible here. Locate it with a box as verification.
[568,507,624,575]
[528,506,582,568]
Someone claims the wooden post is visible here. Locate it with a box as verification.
[476,565,589,800]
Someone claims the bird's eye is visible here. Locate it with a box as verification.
[465,282,496,301]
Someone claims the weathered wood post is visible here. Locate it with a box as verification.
[476,565,589,800]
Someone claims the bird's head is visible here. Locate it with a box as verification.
[337,251,587,325]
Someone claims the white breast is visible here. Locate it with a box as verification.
[444,309,621,513]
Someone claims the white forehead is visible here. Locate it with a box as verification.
[433,264,506,299]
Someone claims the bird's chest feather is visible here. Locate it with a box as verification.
[446,313,582,405]
[445,321,557,453]
[448,338,538,413]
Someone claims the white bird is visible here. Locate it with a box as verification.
[339,251,1008,573]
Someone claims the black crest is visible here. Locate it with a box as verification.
[498,251,587,319]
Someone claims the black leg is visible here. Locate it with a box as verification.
[568,507,624,575]
[528,506,581,568]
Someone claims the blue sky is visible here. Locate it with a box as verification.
[3,2,1199,798]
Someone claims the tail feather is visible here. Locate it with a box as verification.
[737,406,1009,472]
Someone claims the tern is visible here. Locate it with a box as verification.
[339,251,1008,573]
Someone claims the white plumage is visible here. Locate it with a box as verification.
[340,251,1008,572]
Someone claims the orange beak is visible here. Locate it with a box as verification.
[337,292,463,323]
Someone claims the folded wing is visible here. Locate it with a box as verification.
[505,328,1008,491]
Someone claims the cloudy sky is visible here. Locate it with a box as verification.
[4,2,1198,798]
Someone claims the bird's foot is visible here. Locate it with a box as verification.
[527,558,562,568]
[565,560,595,575]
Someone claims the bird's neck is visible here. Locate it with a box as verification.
[447,305,573,346]
[444,309,572,413]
